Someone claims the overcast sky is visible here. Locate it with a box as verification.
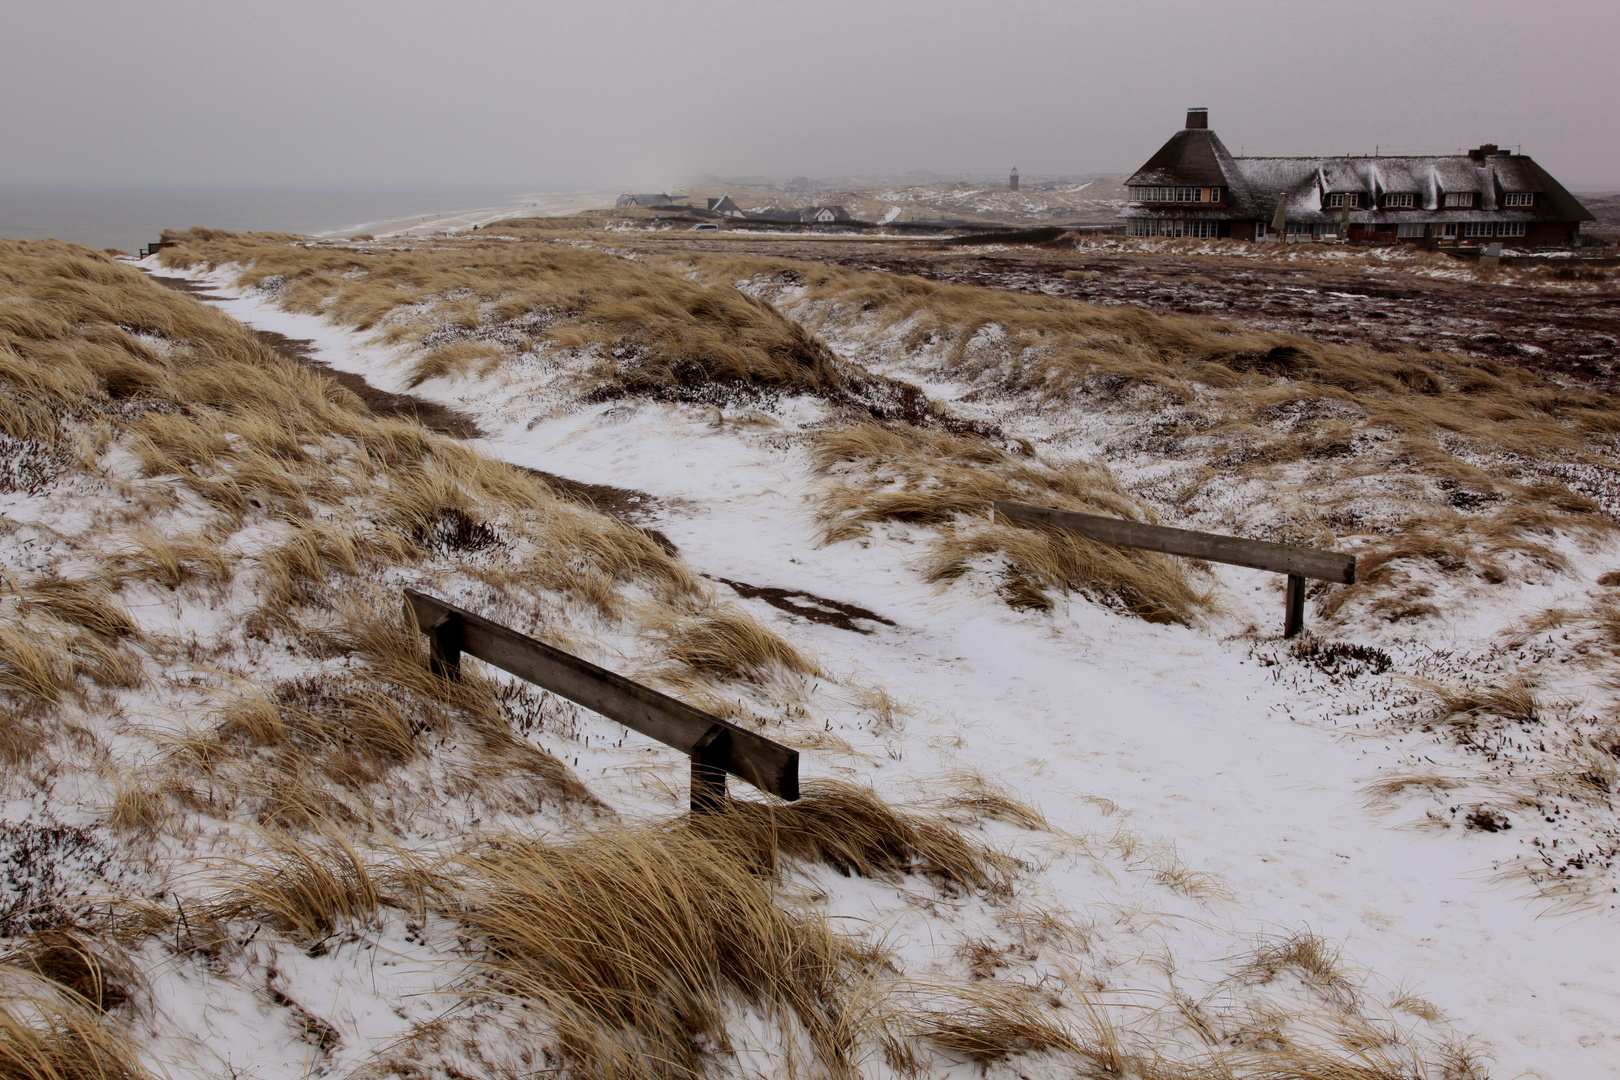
[5,0,1618,190]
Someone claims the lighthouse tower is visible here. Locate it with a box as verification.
[1009,167,1020,192]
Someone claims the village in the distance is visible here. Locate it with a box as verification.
[606,108,1616,253]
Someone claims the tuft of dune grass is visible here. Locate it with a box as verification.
[812,423,1208,621]
[440,824,865,1080]
[210,825,387,945]
[0,966,151,1080]
[653,602,820,681]
[688,779,1009,890]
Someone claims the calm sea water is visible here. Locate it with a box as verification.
[0,185,535,254]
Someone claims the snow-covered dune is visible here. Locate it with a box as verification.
[144,238,1620,1078]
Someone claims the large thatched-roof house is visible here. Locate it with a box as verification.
[1120,109,1592,247]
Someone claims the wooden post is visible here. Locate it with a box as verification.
[689,725,730,812]
[1284,574,1306,638]
[429,618,462,679]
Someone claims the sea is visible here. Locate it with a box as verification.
[0,185,552,254]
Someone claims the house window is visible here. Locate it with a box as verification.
[1209,188,1222,203]
[1440,223,1458,238]
[1133,187,1177,203]
[1444,192,1476,208]
[1129,218,1219,238]
[1503,192,1535,207]
[1176,187,1195,202]
[1384,193,1416,208]
[1397,223,1425,238]
[1327,193,1361,208]
[1464,222,1494,237]
[1498,222,1527,237]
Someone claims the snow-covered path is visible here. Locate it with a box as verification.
[174,265,1620,1079]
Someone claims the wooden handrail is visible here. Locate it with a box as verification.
[403,588,799,809]
[991,500,1356,637]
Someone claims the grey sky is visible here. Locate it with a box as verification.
[5,0,1618,190]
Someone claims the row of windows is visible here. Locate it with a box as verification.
[1324,191,1531,210]
[1133,218,1533,241]
[1331,192,1414,208]
[1387,222,1526,238]
[1128,186,1223,204]
[1126,218,1221,238]
[1137,186,1535,209]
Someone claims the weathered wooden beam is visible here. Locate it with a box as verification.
[992,500,1356,584]
[403,588,799,803]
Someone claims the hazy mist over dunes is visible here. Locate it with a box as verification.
[3,0,1618,190]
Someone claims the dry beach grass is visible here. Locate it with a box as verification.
[0,233,1513,1076]
[687,250,1620,629]
[148,228,1620,914]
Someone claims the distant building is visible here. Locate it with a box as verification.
[1009,167,1019,192]
[706,196,746,218]
[750,205,853,224]
[615,193,676,208]
[1120,108,1592,247]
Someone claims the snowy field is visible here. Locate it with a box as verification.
[148,250,1620,1079]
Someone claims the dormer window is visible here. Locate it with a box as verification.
[1383,193,1416,208]
[1326,193,1361,208]
[1503,192,1535,207]
[1443,192,1476,208]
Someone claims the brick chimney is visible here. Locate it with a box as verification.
[1186,107,1208,130]
[1467,143,1501,162]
